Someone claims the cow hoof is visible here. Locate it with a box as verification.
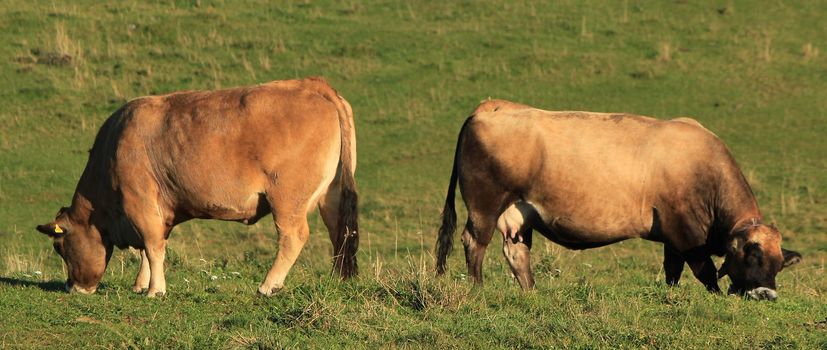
[146,290,166,298]
[257,285,283,297]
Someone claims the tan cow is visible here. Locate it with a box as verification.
[36,77,359,297]
[436,100,801,300]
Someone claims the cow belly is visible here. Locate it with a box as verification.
[185,192,271,224]
[520,200,650,249]
[533,216,636,249]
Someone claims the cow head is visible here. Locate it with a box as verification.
[36,207,112,294]
[718,221,801,300]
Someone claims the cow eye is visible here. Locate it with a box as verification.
[744,243,764,266]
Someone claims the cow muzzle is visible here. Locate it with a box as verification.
[66,282,97,295]
[744,287,777,301]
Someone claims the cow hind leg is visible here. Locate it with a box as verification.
[663,245,685,286]
[502,228,534,290]
[132,249,150,293]
[258,194,311,296]
[461,210,500,284]
[461,225,492,284]
[461,186,512,285]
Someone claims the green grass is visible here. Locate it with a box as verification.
[1,0,826,348]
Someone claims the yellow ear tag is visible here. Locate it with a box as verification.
[54,225,64,234]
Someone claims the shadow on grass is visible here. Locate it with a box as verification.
[0,277,65,292]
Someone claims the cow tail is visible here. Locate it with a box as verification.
[436,117,472,275]
[336,96,359,279]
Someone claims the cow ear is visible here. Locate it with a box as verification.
[781,248,802,269]
[36,223,65,238]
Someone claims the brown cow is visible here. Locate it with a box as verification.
[36,77,359,297]
[436,100,801,300]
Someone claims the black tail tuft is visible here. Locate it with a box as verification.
[435,117,473,275]
[338,184,359,278]
[435,191,457,275]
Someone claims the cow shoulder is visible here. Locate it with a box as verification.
[117,95,170,133]
[655,117,736,192]
[658,117,721,147]
[668,116,725,139]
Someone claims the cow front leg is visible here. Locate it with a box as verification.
[663,245,685,286]
[132,249,150,293]
[687,257,721,293]
[502,229,534,290]
[144,240,168,297]
[124,205,170,298]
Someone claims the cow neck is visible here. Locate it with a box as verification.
[66,190,94,227]
[731,216,765,235]
[716,170,762,237]
[68,152,114,228]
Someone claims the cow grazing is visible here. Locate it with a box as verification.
[36,77,359,297]
[435,100,801,300]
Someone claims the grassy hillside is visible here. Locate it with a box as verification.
[1,0,825,348]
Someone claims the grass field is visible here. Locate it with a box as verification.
[1,0,826,348]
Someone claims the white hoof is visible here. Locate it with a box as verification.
[257,284,283,296]
[146,290,166,298]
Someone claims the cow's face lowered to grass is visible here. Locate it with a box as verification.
[36,208,112,294]
[32,78,359,297]
[718,223,801,300]
[435,100,803,301]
